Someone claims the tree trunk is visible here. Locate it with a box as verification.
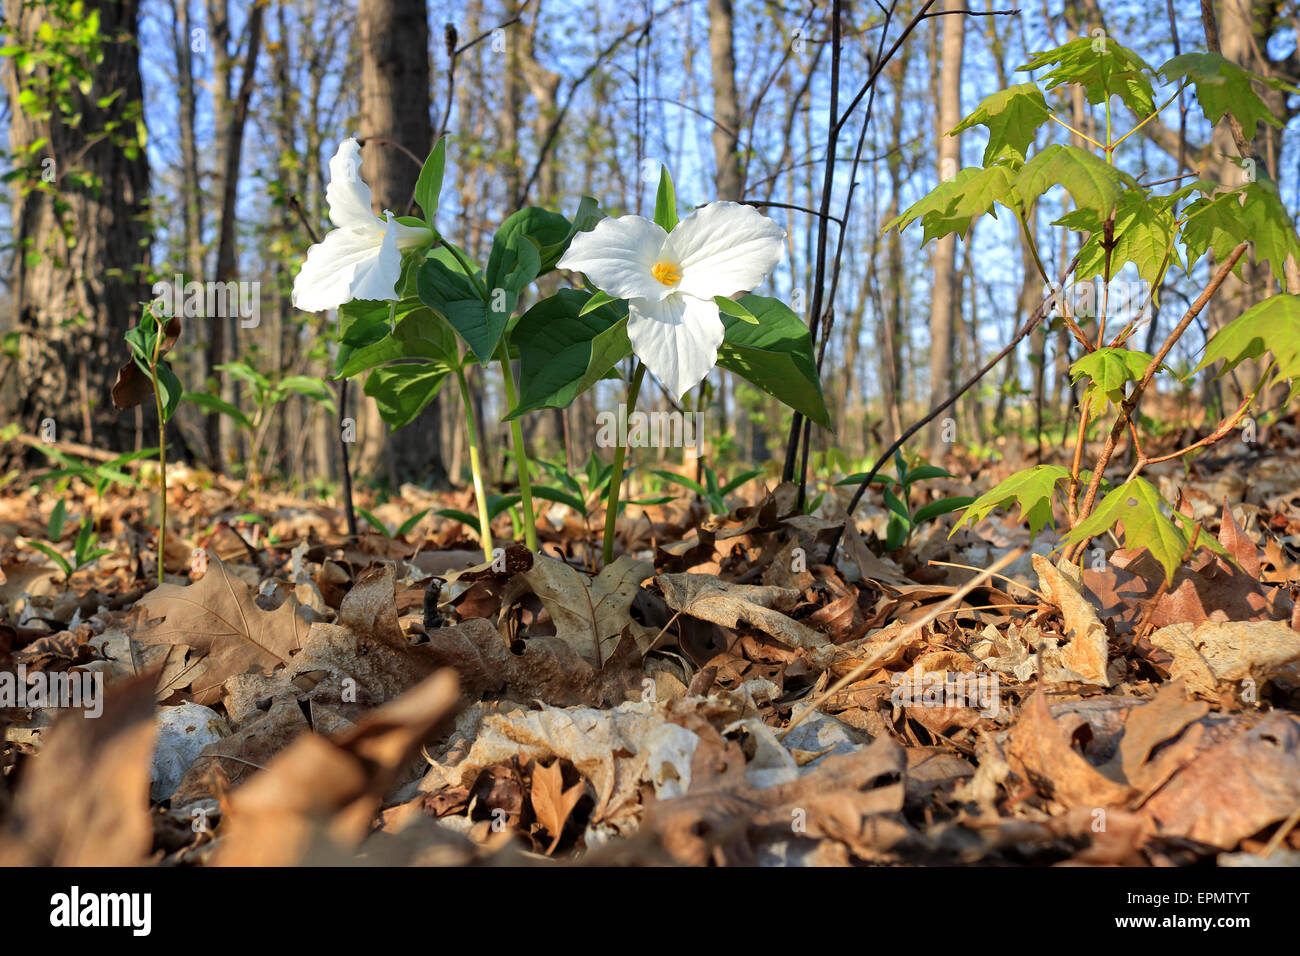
[357,0,449,487]
[926,0,963,458]
[0,0,151,453]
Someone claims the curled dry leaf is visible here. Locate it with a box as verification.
[1034,554,1111,686]
[657,572,828,650]
[0,675,156,866]
[214,669,459,865]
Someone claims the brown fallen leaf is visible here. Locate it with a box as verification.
[0,675,156,866]
[1006,690,1136,808]
[531,758,586,854]
[501,553,651,666]
[214,668,460,865]
[1141,711,1300,849]
[657,572,828,650]
[1034,554,1111,686]
[1147,619,1300,699]
[133,552,308,705]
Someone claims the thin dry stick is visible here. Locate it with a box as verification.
[779,547,1026,739]
[926,560,1045,600]
[1261,803,1300,858]
[827,252,1083,564]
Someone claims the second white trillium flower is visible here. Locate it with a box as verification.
[292,138,433,313]
[557,202,786,400]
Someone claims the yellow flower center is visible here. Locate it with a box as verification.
[651,261,681,286]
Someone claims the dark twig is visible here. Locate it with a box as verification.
[826,252,1083,564]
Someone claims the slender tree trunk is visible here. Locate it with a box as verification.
[0,0,151,453]
[926,0,963,458]
[357,0,449,487]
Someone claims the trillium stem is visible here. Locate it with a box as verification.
[149,327,167,586]
[453,361,494,562]
[498,359,538,551]
[602,361,646,566]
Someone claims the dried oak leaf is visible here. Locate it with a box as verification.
[427,617,644,707]
[132,553,309,705]
[657,572,829,650]
[500,553,651,666]
[1006,690,1136,808]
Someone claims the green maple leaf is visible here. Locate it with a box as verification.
[950,83,1051,165]
[1195,293,1300,397]
[1068,193,1177,289]
[951,464,1070,537]
[1061,478,1192,584]
[1069,347,1154,412]
[1020,37,1156,117]
[885,163,1016,243]
[1159,53,1294,139]
[885,165,1016,242]
[1183,181,1300,284]
[1018,144,1136,220]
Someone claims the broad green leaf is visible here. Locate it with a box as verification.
[1020,37,1156,116]
[48,499,67,539]
[1194,293,1300,393]
[336,305,459,379]
[487,206,573,292]
[1182,181,1300,285]
[950,83,1050,165]
[716,295,831,428]
[26,540,72,579]
[1069,192,1177,288]
[363,363,452,429]
[886,163,1016,243]
[530,485,586,514]
[279,375,337,410]
[418,257,502,368]
[414,137,446,222]
[508,289,632,419]
[395,509,431,537]
[714,296,759,324]
[155,363,184,423]
[913,495,976,525]
[1061,477,1189,583]
[952,464,1070,536]
[1017,144,1135,220]
[1159,53,1293,140]
[902,464,954,484]
[579,290,617,315]
[355,506,390,537]
[183,391,253,430]
[1069,347,1153,411]
[654,166,679,231]
[539,196,603,265]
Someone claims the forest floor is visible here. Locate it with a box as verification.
[2,420,1299,867]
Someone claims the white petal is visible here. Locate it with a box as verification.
[626,294,724,402]
[662,201,786,300]
[326,138,382,230]
[556,214,673,302]
[291,225,397,312]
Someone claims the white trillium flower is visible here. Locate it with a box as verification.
[556,201,786,400]
[292,138,434,312]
